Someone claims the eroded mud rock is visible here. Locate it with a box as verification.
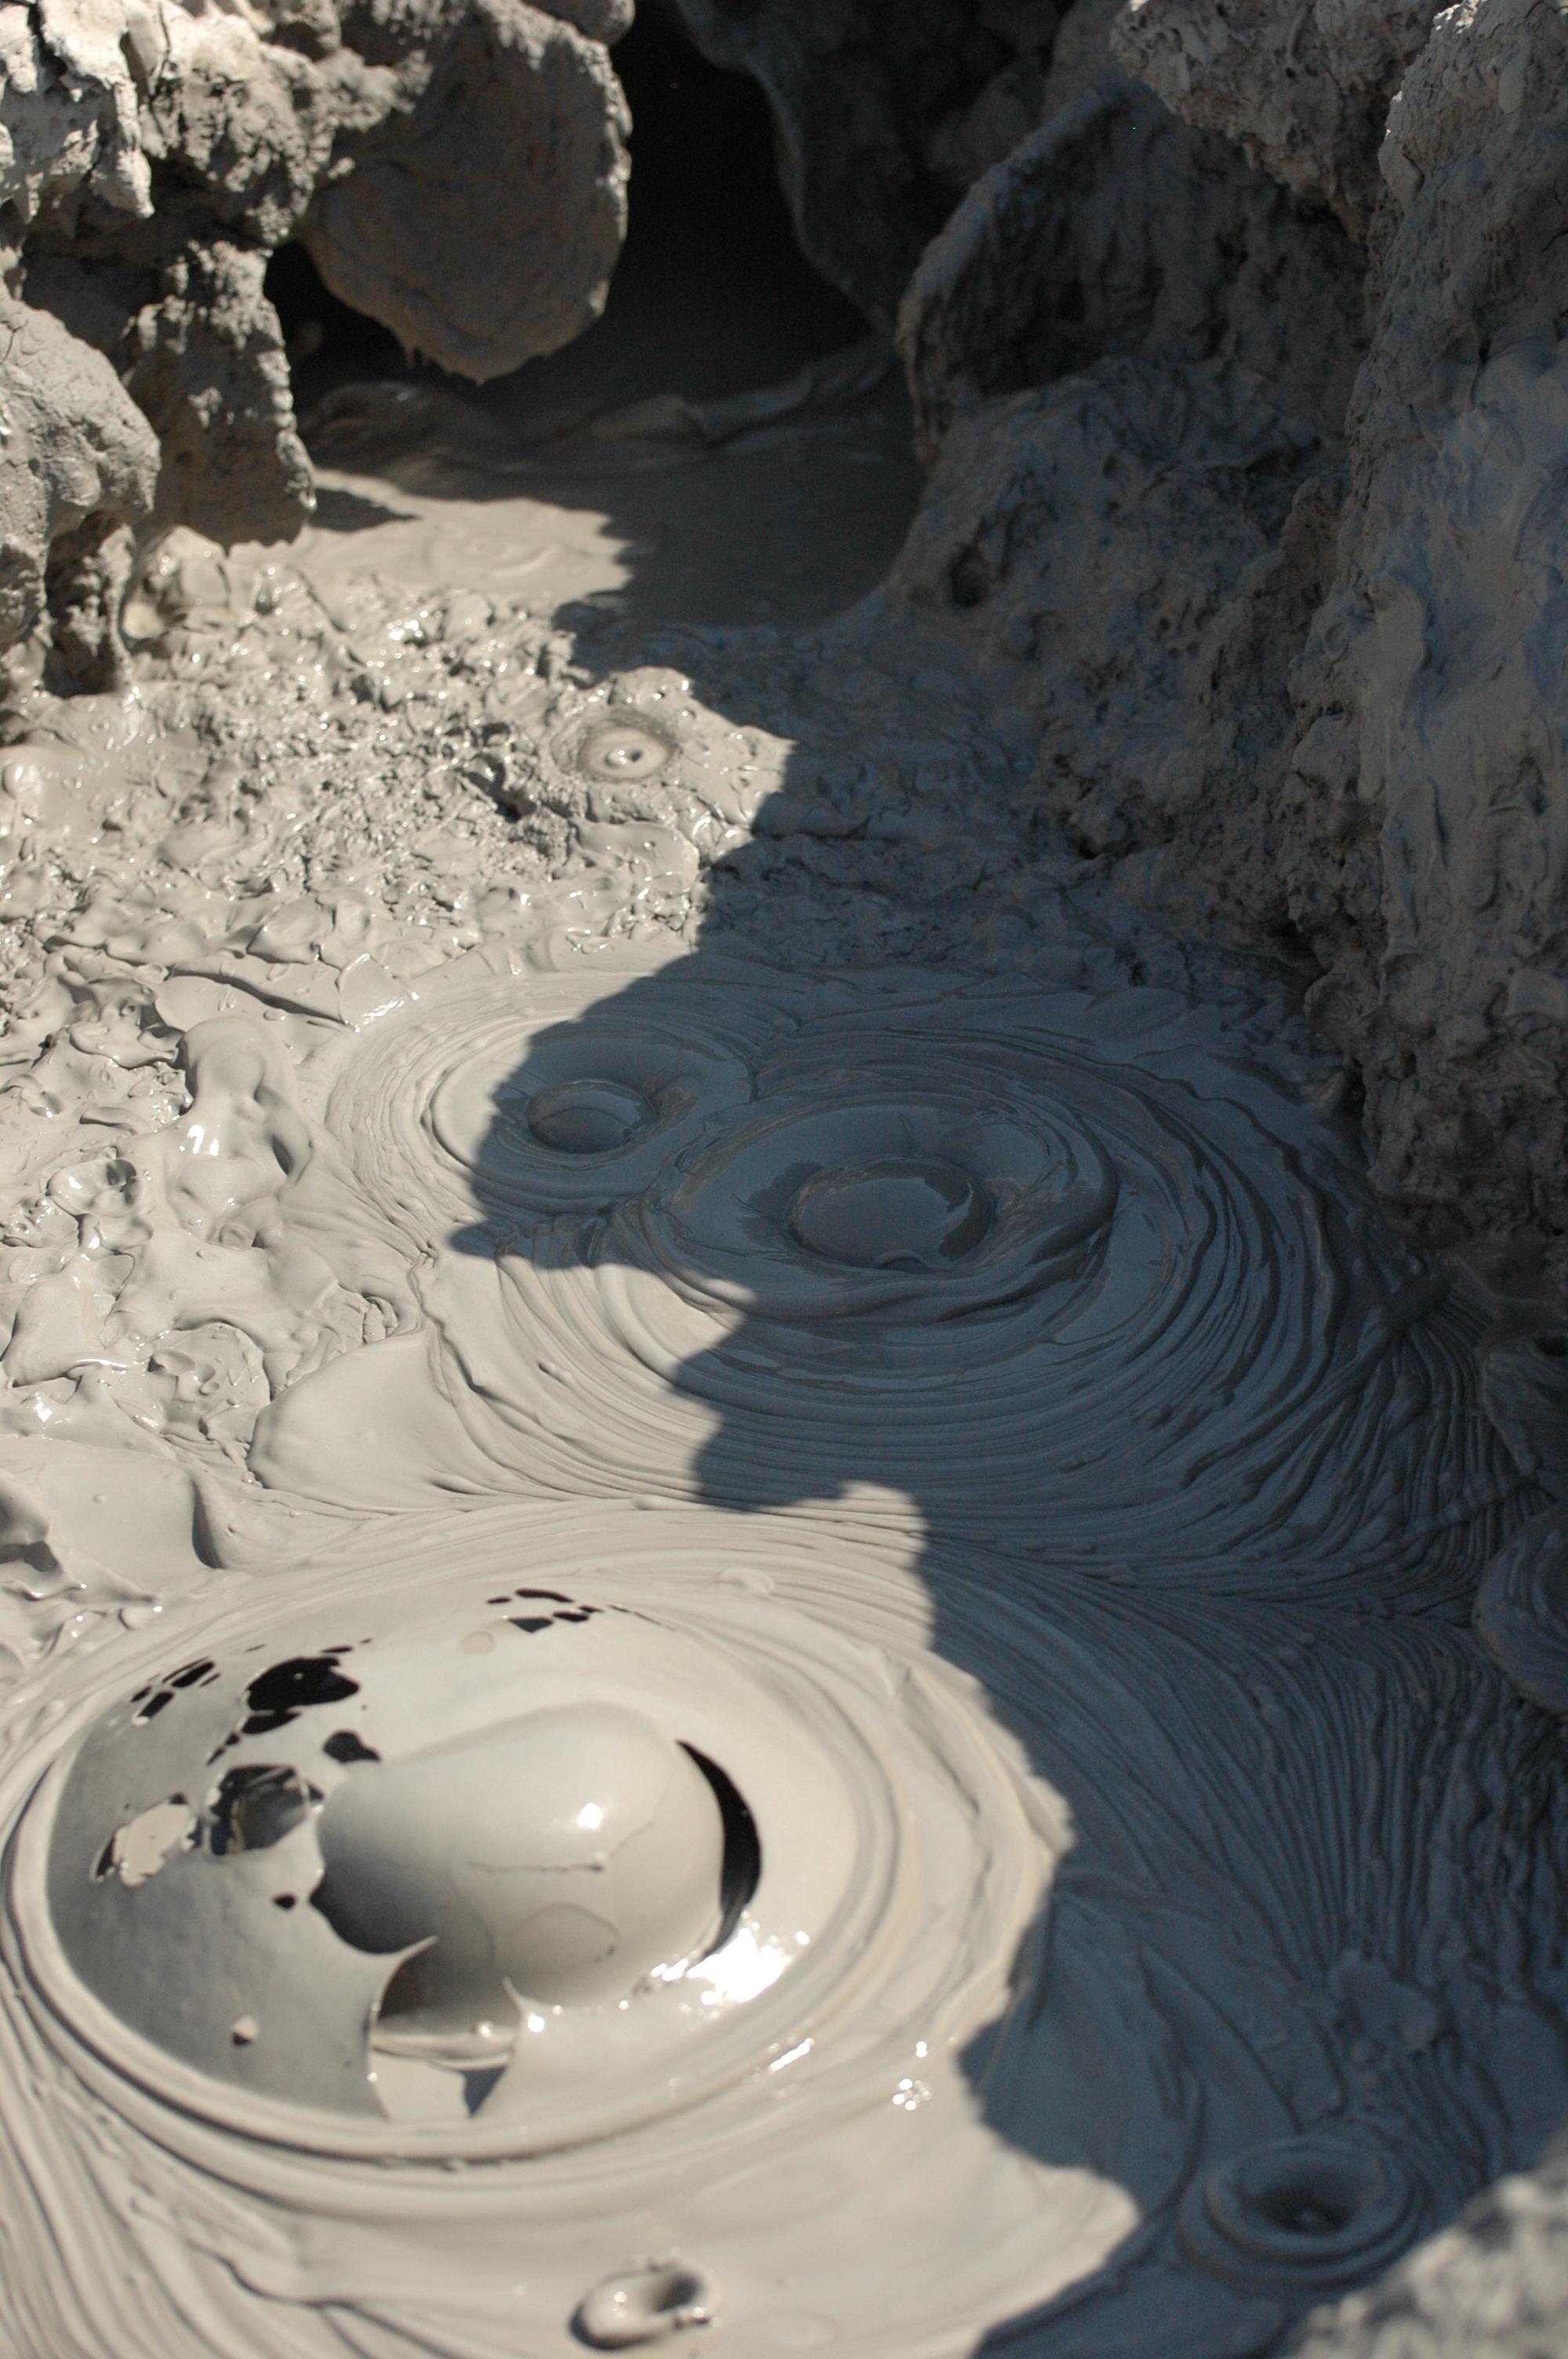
[3,0,631,573]
[1280,0,1568,1294]
[0,293,159,692]
[897,78,1366,461]
[1111,0,1443,238]
[303,0,631,383]
[886,354,1338,932]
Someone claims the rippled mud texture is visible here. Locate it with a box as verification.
[2,1504,1566,2357]
[3,0,1568,2349]
[250,947,1525,1598]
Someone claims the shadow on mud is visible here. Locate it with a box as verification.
[367,798,1562,2350]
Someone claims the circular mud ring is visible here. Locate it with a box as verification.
[0,1503,1169,2356]
[568,720,677,784]
[1179,2134,1424,2293]
[295,962,1522,1594]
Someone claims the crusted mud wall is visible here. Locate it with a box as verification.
[1123,0,1568,1302]
[0,0,631,651]
[878,0,1568,1306]
[1113,0,1443,236]
[1281,0,1568,1299]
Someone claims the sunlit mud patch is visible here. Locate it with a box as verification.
[0,1504,1161,2358]
[269,948,1526,1598]
[0,1499,1560,2357]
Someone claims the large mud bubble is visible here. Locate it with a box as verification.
[1,1500,1564,2357]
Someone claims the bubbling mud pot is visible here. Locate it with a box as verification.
[0,43,1566,2357]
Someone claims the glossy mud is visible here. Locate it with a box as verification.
[0,335,1561,2359]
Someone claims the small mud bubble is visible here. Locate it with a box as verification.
[1180,2134,1420,2291]
[575,722,673,783]
[574,2255,717,2349]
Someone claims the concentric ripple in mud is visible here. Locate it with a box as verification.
[262,954,1527,1597]
[0,1500,1561,2359]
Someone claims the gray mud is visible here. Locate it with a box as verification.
[0,18,1563,2359]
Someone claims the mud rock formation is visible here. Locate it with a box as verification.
[888,0,1363,941]
[894,0,1568,1297]
[896,76,1365,460]
[666,0,1067,323]
[1290,2128,1568,2359]
[0,290,159,694]
[2,0,630,577]
[886,354,1333,921]
[1279,0,1568,1294]
[1111,0,1443,238]
[303,0,632,383]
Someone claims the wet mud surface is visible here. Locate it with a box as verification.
[0,138,1563,2359]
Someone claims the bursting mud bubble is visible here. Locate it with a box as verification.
[0,4,1566,2354]
[2,1503,1565,2358]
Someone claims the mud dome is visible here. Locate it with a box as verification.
[5,1496,1563,2359]
[1,4,1567,2357]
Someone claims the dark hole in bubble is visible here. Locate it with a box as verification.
[681,1744,760,1949]
[1536,1335,1568,1359]
[241,1655,361,1735]
[638,2266,706,2317]
[133,1691,173,1725]
[463,2065,506,2115]
[169,1659,215,1689]
[205,1764,322,1856]
[274,1893,297,1910]
[1256,2178,1355,2238]
[323,1729,381,1764]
